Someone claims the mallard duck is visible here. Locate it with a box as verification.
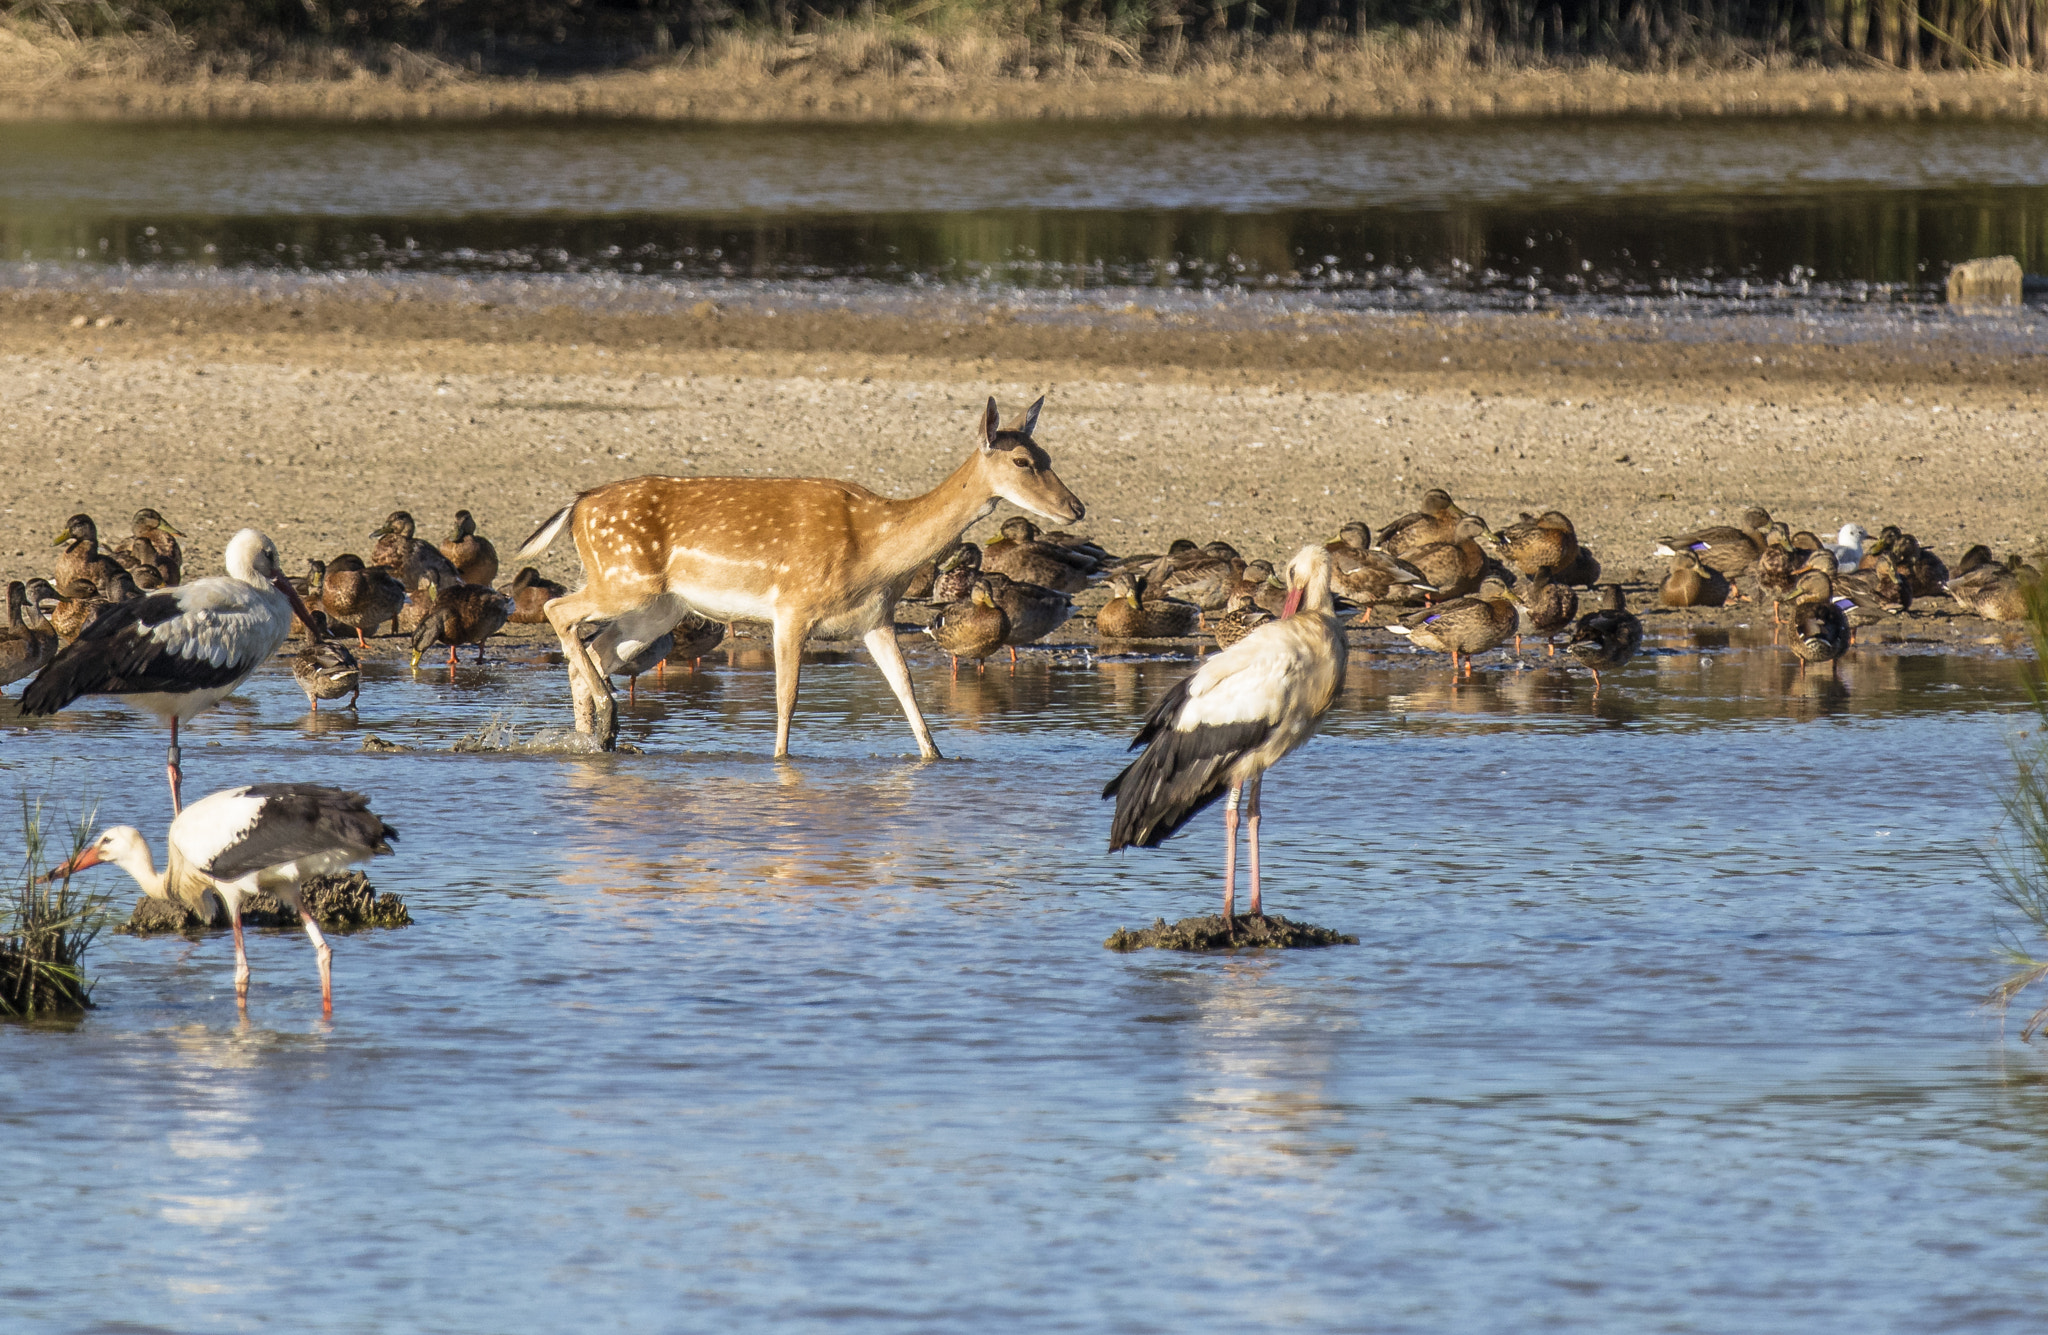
[1554,543,1602,588]
[321,554,408,647]
[128,563,165,592]
[118,508,184,585]
[1654,509,1768,583]
[1512,569,1578,655]
[1945,565,2031,621]
[925,581,1009,675]
[1659,552,1730,608]
[901,539,962,602]
[1096,570,1201,640]
[1894,535,1949,599]
[502,566,568,624]
[1403,515,1491,600]
[47,576,108,642]
[1836,554,1910,618]
[1156,552,1240,614]
[1106,538,1200,577]
[980,530,1090,595]
[1955,544,1997,578]
[1751,527,1800,623]
[669,614,727,670]
[1790,566,1851,675]
[1210,589,1276,649]
[438,509,500,587]
[409,580,514,669]
[52,514,127,592]
[928,543,984,605]
[371,511,461,591]
[1564,585,1643,691]
[0,580,57,689]
[1324,524,1430,619]
[293,630,361,710]
[1386,576,1518,677]
[1495,510,1580,578]
[1378,489,1467,557]
[986,517,1108,576]
[981,571,1073,662]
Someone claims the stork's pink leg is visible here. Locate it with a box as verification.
[299,908,333,1014]
[166,717,183,814]
[1222,782,1243,922]
[231,909,250,1000]
[1246,777,1265,918]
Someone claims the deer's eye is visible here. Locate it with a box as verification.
[1013,457,1033,469]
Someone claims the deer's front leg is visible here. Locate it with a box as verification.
[770,614,812,759]
[545,595,618,749]
[863,621,942,761]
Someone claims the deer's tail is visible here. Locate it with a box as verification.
[515,501,577,561]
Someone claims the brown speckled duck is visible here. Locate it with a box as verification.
[981,519,1092,594]
[1789,563,1851,675]
[1387,575,1518,677]
[1378,489,1467,558]
[1209,589,1276,650]
[1659,552,1730,608]
[981,571,1074,662]
[502,566,569,624]
[52,514,127,593]
[1403,515,1492,601]
[294,630,361,710]
[1495,511,1580,579]
[928,543,984,605]
[322,554,408,647]
[372,511,461,592]
[1512,569,1578,656]
[1096,569,1201,640]
[409,577,514,669]
[119,508,184,586]
[925,581,1009,675]
[0,580,57,689]
[438,510,500,588]
[1655,507,1770,584]
[1325,522,1430,619]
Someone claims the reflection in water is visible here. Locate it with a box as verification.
[0,638,2042,1331]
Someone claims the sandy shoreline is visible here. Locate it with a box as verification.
[1,279,2042,652]
[5,45,2048,125]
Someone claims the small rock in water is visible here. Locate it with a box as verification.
[119,871,411,935]
[360,735,408,753]
[1104,913,1358,952]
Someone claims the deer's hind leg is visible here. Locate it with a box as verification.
[863,620,941,761]
[543,590,620,749]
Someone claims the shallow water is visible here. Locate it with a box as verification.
[5,118,2048,306]
[2,632,2045,1331]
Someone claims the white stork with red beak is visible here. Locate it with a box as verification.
[19,528,318,812]
[48,783,398,1012]
[1104,545,1347,921]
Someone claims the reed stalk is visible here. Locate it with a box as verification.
[1986,584,2048,1040]
[0,792,108,1019]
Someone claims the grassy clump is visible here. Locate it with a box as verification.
[1986,583,2048,1038]
[121,871,411,935]
[1106,912,1357,952]
[1,795,109,1019]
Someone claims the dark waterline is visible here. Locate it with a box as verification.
[5,119,2048,307]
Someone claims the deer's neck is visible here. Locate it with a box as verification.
[875,451,1003,574]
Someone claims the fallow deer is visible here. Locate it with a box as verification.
[513,397,1085,756]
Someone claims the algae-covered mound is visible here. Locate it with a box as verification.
[1105,913,1358,952]
[121,872,412,935]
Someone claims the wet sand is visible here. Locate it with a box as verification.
[1,282,2043,645]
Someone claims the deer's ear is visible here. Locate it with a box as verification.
[980,397,1001,448]
[1011,396,1044,437]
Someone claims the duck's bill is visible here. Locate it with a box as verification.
[42,847,103,882]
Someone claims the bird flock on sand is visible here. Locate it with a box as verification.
[4,398,2042,1006]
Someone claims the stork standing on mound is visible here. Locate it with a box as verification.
[47,783,397,1013]
[19,529,318,812]
[1104,546,1347,922]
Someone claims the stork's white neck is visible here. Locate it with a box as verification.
[106,838,170,900]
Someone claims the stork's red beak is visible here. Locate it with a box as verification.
[43,846,102,882]
[273,574,320,636]
[1281,588,1304,620]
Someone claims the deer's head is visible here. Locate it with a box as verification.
[976,397,1084,525]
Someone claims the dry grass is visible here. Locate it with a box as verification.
[1986,584,2048,1039]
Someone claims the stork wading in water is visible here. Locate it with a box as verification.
[514,396,1085,757]
[19,529,318,813]
[1104,546,1347,922]
[47,784,397,1013]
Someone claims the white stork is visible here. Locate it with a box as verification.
[1103,545,1347,921]
[47,783,398,1012]
[19,529,317,812]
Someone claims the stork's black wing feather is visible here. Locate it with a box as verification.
[1104,671,1275,851]
[203,784,398,881]
[18,593,247,715]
